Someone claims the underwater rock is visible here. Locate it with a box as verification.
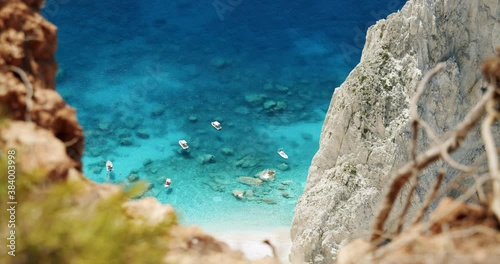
[244,93,267,105]
[281,180,293,185]
[275,84,289,92]
[212,176,230,186]
[143,159,153,166]
[205,181,225,192]
[245,189,254,197]
[281,192,290,198]
[257,169,276,181]
[210,57,229,68]
[189,115,198,122]
[220,147,234,156]
[198,154,216,165]
[98,122,111,132]
[91,165,103,175]
[237,176,263,186]
[294,103,305,111]
[120,137,134,146]
[256,198,278,204]
[235,155,260,168]
[263,82,274,90]
[122,118,142,130]
[136,129,150,139]
[263,100,276,109]
[176,148,192,157]
[263,100,286,114]
[116,128,132,138]
[231,190,245,199]
[127,173,139,182]
[277,163,289,171]
[150,106,165,117]
[277,185,287,191]
[235,106,250,115]
[301,132,313,141]
[149,167,159,174]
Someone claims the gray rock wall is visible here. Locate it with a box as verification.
[290,0,500,263]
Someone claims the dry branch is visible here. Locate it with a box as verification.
[370,63,496,242]
[412,170,445,225]
[8,65,34,123]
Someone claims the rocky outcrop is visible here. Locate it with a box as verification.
[291,0,500,262]
[0,121,74,180]
[0,0,84,171]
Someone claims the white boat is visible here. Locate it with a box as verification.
[277,148,288,159]
[106,160,114,171]
[164,178,172,188]
[178,139,189,149]
[211,120,222,130]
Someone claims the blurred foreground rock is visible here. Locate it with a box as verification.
[337,198,500,264]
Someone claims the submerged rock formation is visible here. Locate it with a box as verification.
[291,0,500,262]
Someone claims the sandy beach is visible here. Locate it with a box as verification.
[211,227,292,263]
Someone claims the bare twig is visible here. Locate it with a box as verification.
[415,174,492,237]
[263,239,279,261]
[64,137,80,147]
[441,151,488,201]
[371,64,494,242]
[396,170,418,234]
[440,149,475,173]
[8,65,33,123]
[412,169,446,225]
[392,66,449,236]
[482,83,500,220]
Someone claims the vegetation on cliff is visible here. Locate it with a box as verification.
[0,158,174,263]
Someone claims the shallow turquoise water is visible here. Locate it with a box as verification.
[45,0,405,232]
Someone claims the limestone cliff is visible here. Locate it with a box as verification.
[291,0,500,262]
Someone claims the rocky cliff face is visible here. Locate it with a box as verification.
[291,0,500,262]
[0,0,84,173]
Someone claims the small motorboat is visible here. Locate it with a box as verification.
[211,120,222,130]
[106,160,114,171]
[277,148,288,159]
[179,139,189,149]
[164,178,172,188]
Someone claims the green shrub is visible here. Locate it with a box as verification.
[0,158,174,264]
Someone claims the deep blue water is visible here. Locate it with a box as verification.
[44,0,405,232]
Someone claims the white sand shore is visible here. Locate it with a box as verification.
[210,227,292,263]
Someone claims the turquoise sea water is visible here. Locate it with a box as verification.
[45,0,405,232]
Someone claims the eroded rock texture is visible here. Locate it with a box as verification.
[291,0,500,262]
[0,0,84,173]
